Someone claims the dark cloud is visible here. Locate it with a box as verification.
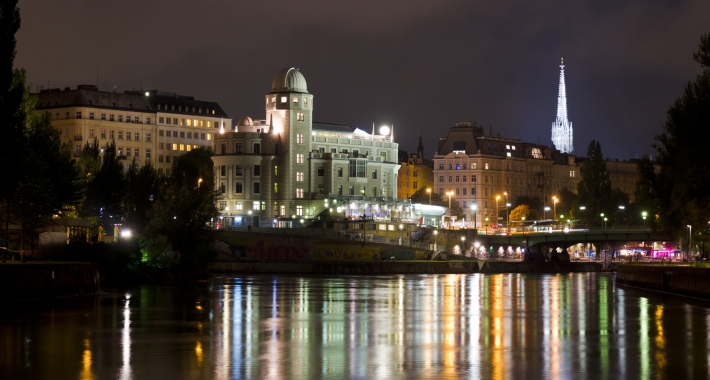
[15,0,710,159]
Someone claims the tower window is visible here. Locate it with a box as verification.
[281,97,287,103]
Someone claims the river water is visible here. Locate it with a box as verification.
[2,273,710,379]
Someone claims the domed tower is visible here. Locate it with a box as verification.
[266,68,314,215]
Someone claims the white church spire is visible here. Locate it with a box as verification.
[551,57,574,154]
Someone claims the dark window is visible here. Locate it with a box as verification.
[253,183,260,193]
[317,166,324,176]
[254,165,260,176]
[453,141,466,151]
[254,143,261,154]
[235,183,243,193]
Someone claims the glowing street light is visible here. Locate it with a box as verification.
[399,224,404,245]
[642,211,647,229]
[426,188,432,205]
[552,196,559,222]
[433,230,438,250]
[544,206,550,220]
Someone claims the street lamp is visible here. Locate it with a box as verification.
[470,203,478,230]
[603,217,608,231]
[544,206,550,220]
[399,224,404,245]
[642,211,647,229]
[426,188,432,205]
[522,216,526,235]
[485,217,489,235]
[461,236,466,256]
[504,191,509,234]
[433,229,438,251]
[446,191,454,228]
[687,224,692,261]
[552,196,558,222]
[197,177,203,197]
[495,195,501,233]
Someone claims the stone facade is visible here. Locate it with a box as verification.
[211,68,401,228]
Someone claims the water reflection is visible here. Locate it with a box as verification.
[3,273,710,379]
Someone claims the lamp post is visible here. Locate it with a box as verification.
[687,224,692,261]
[544,206,550,220]
[603,217,608,231]
[485,217,489,235]
[426,188,432,205]
[461,236,466,256]
[446,191,454,229]
[642,211,647,230]
[552,196,558,222]
[470,203,478,231]
[197,177,203,197]
[495,195,501,233]
[522,216,526,235]
[504,191,509,234]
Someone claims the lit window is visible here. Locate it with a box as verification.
[274,183,278,193]
[172,143,177,151]
[506,145,510,149]
[207,134,212,141]
[296,188,304,198]
[236,202,243,210]
[187,119,192,126]
[293,97,299,103]
[253,201,260,210]
[304,98,308,104]
[281,96,287,103]
[485,163,489,169]
[296,205,303,216]
[296,172,304,182]
[296,154,304,164]
[507,152,511,157]
[297,134,303,144]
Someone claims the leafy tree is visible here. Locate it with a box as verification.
[509,204,539,222]
[632,156,659,228]
[514,196,543,215]
[125,160,163,234]
[146,149,218,278]
[576,140,612,226]
[0,0,23,261]
[81,141,126,234]
[648,32,710,242]
[410,186,445,206]
[554,188,576,220]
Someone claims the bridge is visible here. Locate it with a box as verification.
[478,229,675,252]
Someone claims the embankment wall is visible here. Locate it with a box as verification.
[616,264,710,300]
[0,263,100,301]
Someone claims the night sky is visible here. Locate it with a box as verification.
[14,0,710,160]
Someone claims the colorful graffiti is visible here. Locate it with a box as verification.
[218,232,428,261]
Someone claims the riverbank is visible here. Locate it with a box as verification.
[616,264,710,300]
[209,260,601,275]
[0,262,100,302]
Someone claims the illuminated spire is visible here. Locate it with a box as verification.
[551,57,574,154]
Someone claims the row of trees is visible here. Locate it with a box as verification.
[0,2,220,276]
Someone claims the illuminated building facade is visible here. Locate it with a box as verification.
[433,121,581,228]
[397,130,434,199]
[35,85,230,174]
[212,68,401,227]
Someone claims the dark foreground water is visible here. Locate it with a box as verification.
[2,273,710,379]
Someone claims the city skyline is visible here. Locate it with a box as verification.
[14,1,710,160]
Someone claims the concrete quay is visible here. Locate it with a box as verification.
[616,264,710,300]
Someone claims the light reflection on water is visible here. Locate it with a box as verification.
[2,273,710,379]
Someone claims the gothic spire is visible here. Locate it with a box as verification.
[551,57,574,154]
[416,129,424,156]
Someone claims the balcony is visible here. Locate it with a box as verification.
[73,135,83,141]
